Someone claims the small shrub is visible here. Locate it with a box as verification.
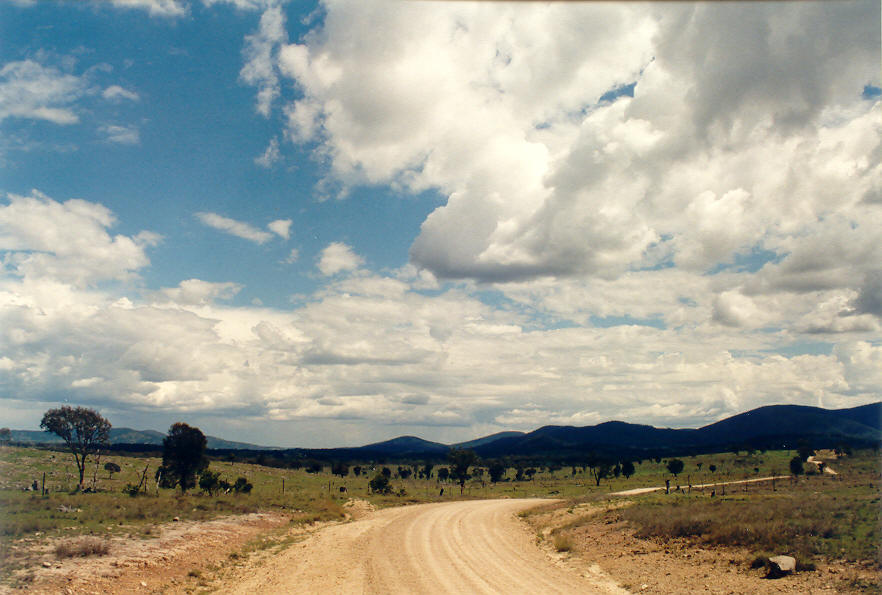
[55,537,110,559]
[233,477,253,494]
[122,483,141,497]
[553,534,573,552]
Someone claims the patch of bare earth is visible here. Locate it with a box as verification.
[525,502,878,594]
[2,512,293,594]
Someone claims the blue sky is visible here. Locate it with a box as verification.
[0,0,879,447]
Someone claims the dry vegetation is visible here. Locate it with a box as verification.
[1,443,879,592]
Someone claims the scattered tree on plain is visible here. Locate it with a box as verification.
[368,472,391,494]
[104,461,121,479]
[159,422,208,494]
[0,427,11,444]
[448,448,478,494]
[666,458,685,477]
[590,461,611,486]
[789,456,804,477]
[332,461,349,478]
[437,467,450,482]
[621,460,635,479]
[488,461,506,483]
[40,406,111,490]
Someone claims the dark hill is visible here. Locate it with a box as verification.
[454,431,525,449]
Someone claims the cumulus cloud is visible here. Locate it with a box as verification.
[278,0,879,294]
[0,60,87,125]
[102,85,139,101]
[0,190,159,286]
[317,242,363,276]
[195,212,274,244]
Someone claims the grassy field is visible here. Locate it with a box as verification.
[617,449,881,567]
[1,444,877,586]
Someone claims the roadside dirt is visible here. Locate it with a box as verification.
[2,512,293,594]
[525,501,878,594]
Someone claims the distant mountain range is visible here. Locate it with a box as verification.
[7,427,274,451]
[7,402,880,461]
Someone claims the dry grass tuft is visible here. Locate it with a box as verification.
[55,537,110,559]
[552,533,573,552]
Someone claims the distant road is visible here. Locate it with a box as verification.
[227,499,621,594]
[611,475,791,497]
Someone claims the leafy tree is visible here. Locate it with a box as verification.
[488,461,506,483]
[397,466,412,479]
[666,458,685,477]
[515,466,525,481]
[381,466,392,479]
[708,464,717,474]
[104,461,121,479]
[160,422,208,494]
[797,444,815,462]
[332,461,349,478]
[0,427,11,444]
[304,460,324,474]
[352,465,362,477]
[437,467,450,482]
[696,462,703,471]
[789,456,804,477]
[368,472,391,494]
[40,406,111,489]
[448,448,478,494]
[613,463,622,478]
[621,460,635,480]
[421,463,434,479]
[590,462,612,486]
[525,467,537,481]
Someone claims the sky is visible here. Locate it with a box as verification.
[0,0,880,448]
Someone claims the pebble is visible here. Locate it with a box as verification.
[140,581,147,587]
[42,561,52,568]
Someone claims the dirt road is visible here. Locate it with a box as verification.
[227,498,625,594]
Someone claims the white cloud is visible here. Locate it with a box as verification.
[0,190,159,286]
[99,124,140,145]
[0,60,87,125]
[282,248,299,264]
[102,85,139,101]
[195,212,274,244]
[254,137,280,168]
[151,279,242,306]
[240,4,287,117]
[108,0,188,17]
[267,218,291,239]
[279,0,879,295]
[317,242,363,276]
